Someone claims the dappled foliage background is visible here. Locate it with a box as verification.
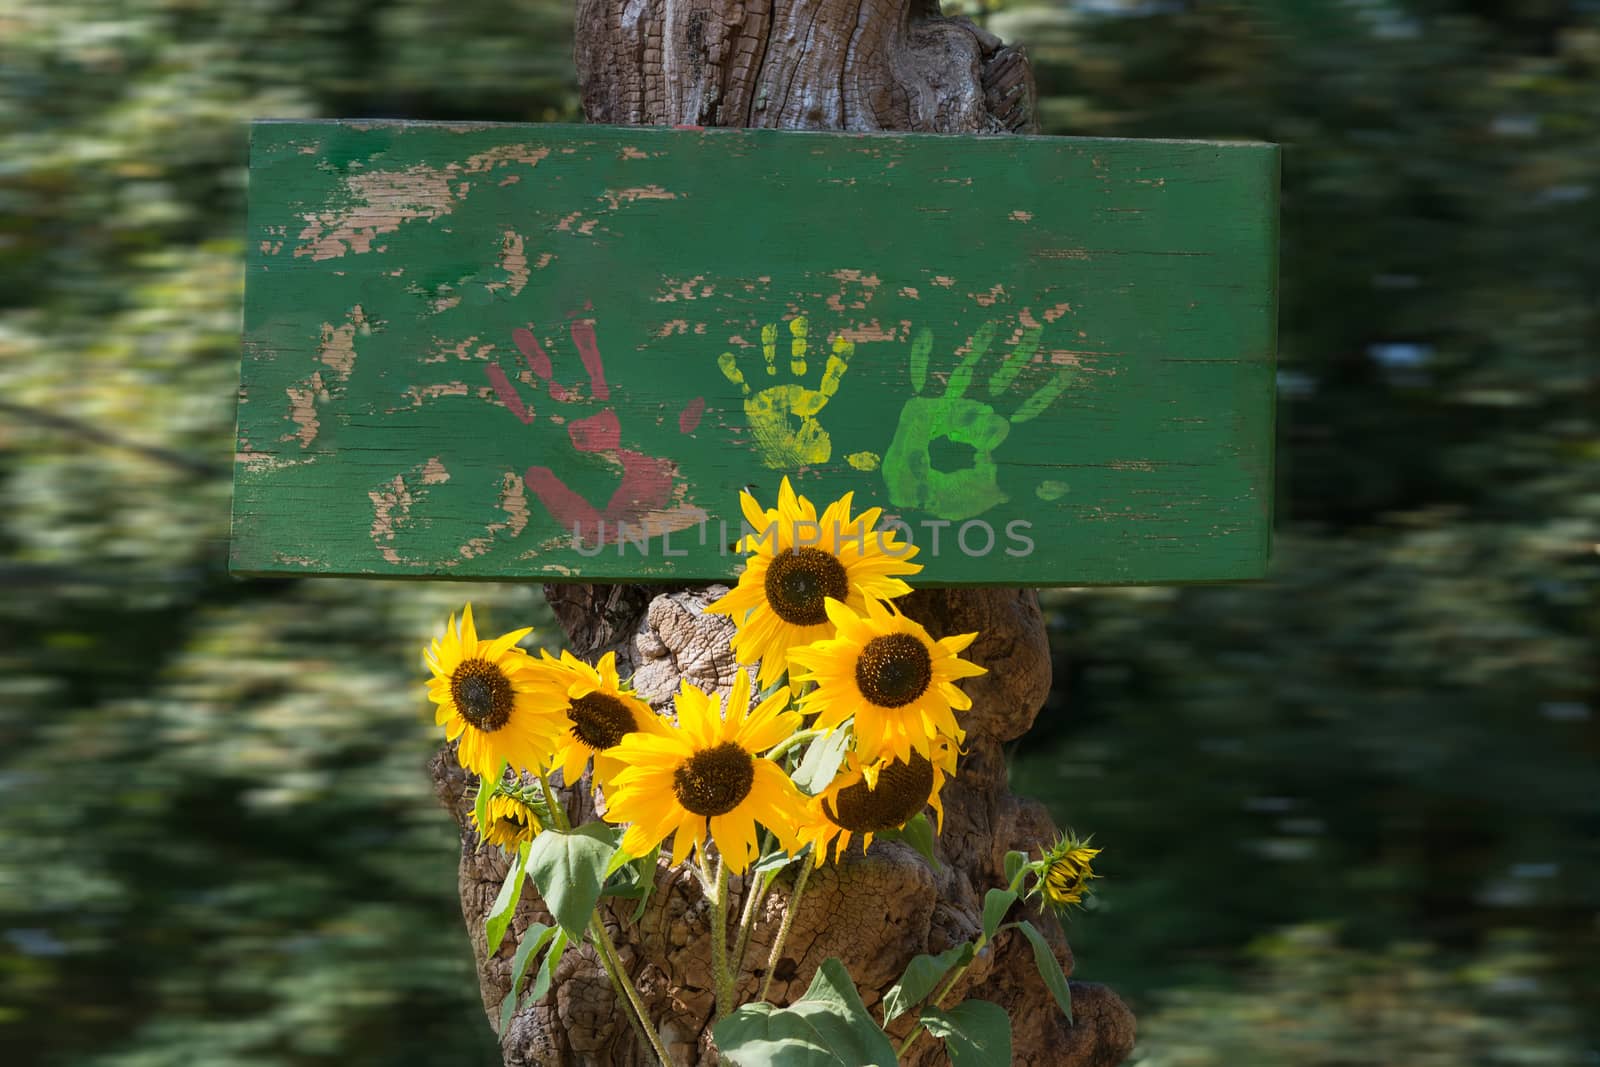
[2,1,1595,1063]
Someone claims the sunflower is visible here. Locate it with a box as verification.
[706,477,921,688]
[602,671,806,874]
[801,733,958,862]
[423,605,566,778]
[473,790,543,851]
[1034,832,1101,912]
[787,596,985,766]
[537,649,664,788]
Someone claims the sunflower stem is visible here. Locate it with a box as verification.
[762,727,827,761]
[709,855,736,1019]
[893,959,974,1057]
[756,850,815,1002]
[534,766,571,832]
[536,769,667,1062]
[730,864,769,978]
[894,921,988,1057]
[541,762,670,1065]
[589,913,674,1066]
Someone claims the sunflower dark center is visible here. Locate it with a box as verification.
[568,692,637,751]
[855,633,933,707]
[672,742,756,817]
[763,548,849,625]
[825,752,935,832]
[496,815,529,837]
[450,658,515,731]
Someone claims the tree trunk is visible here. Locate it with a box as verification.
[430,3,1136,1063]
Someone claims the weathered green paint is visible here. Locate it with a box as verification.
[234,121,1277,586]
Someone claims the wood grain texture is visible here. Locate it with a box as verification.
[234,120,1277,585]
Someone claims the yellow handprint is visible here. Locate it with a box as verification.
[718,316,854,469]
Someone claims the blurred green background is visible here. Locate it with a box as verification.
[2,0,1595,1064]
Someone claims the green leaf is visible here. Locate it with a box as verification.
[485,840,531,955]
[714,1004,839,1067]
[473,765,505,841]
[498,922,557,1032]
[881,941,974,1023]
[525,822,621,939]
[1003,850,1029,887]
[753,845,799,876]
[601,841,660,908]
[920,1000,1012,1067]
[878,812,940,870]
[1013,920,1073,1023]
[530,928,568,1001]
[603,841,636,881]
[631,845,661,923]
[714,958,897,1067]
[791,727,851,795]
[600,854,646,899]
[981,888,1017,943]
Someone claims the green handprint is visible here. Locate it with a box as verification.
[718,316,854,470]
[877,321,1075,520]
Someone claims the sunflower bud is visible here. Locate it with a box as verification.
[1029,832,1101,913]
[472,790,544,851]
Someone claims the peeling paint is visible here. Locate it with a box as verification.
[463,144,551,173]
[294,146,549,260]
[970,283,1010,308]
[1017,304,1074,330]
[368,460,466,567]
[601,185,677,210]
[425,337,487,364]
[420,457,451,484]
[487,231,530,296]
[1047,349,1099,371]
[236,451,315,473]
[397,380,471,411]
[825,269,881,312]
[459,471,530,559]
[317,305,366,379]
[555,210,599,235]
[295,165,458,261]
[836,320,906,343]
[282,373,328,447]
[368,472,415,566]
[655,274,716,302]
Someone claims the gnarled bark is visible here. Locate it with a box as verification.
[573,0,1036,134]
[431,4,1134,1062]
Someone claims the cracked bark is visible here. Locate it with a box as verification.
[431,3,1135,1062]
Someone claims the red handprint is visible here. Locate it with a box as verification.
[484,319,705,546]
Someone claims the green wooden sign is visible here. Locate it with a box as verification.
[234,121,1277,585]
